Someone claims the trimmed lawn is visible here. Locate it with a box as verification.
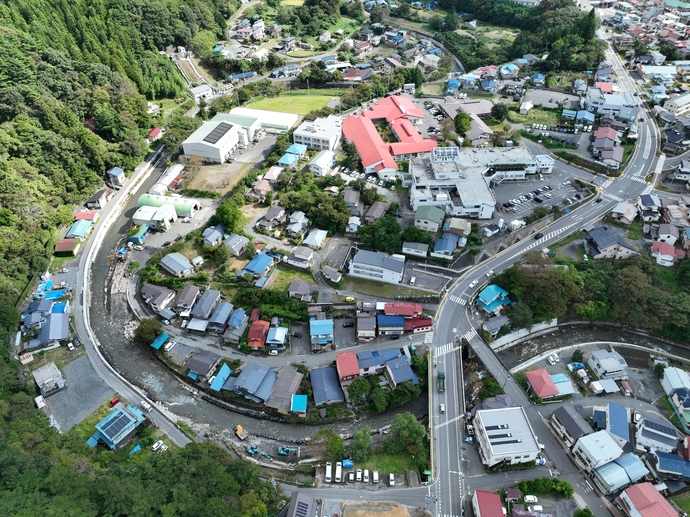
[673,492,690,515]
[356,452,419,475]
[341,277,430,299]
[247,95,334,114]
[287,50,320,58]
[269,266,316,291]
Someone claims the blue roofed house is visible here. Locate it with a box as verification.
[87,405,146,449]
[357,348,403,375]
[652,450,690,481]
[576,110,596,123]
[592,453,649,495]
[107,166,126,187]
[291,394,308,417]
[481,79,497,92]
[531,73,545,86]
[65,220,93,240]
[160,252,194,278]
[303,229,328,249]
[278,153,298,167]
[310,319,334,346]
[285,143,307,158]
[240,253,273,277]
[385,356,419,388]
[210,363,232,392]
[207,302,234,334]
[29,313,69,349]
[432,237,456,258]
[377,314,405,336]
[233,361,278,403]
[462,76,477,90]
[476,284,511,315]
[223,308,248,344]
[634,417,679,453]
[500,63,519,79]
[310,367,345,405]
[606,402,630,448]
[562,109,577,119]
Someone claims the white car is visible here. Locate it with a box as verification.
[151,440,164,451]
[469,280,478,288]
[486,270,493,277]
[164,340,176,351]
[452,328,457,333]
[389,473,395,486]
[440,403,446,413]
[364,469,369,482]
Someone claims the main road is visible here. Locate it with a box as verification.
[430,28,661,517]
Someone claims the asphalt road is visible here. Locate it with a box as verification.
[429,28,662,517]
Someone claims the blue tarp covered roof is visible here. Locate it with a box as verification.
[151,333,169,350]
[291,394,308,412]
[210,364,232,391]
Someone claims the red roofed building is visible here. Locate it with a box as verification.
[593,127,619,141]
[362,95,424,124]
[616,482,678,517]
[595,81,613,93]
[74,211,100,222]
[384,302,423,318]
[247,320,269,350]
[652,241,682,266]
[55,238,81,256]
[342,115,398,176]
[525,369,559,399]
[249,308,261,322]
[146,127,162,142]
[336,350,360,387]
[403,317,433,333]
[472,490,504,517]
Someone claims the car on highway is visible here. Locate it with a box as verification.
[486,270,493,277]
[596,197,603,203]
[463,436,473,443]
[469,279,478,288]
[534,233,543,239]
[151,440,164,451]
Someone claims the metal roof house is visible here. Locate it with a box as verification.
[651,450,690,481]
[616,482,678,517]
[309,367,344,406]
[265,365,303,413]
[240,253,273,277]
[309,319,334,346]
[141,284,175,313]
[476,285,511,316]
[160,252,194,278]
[202,224,225,247]
[385,356,418,388]
[32,362,66,396]
[635,417,679,453]
[223,308,249,344]
[29,313,69,349]
[190,289,221,319]
[233,362,277,403]
[65,220,92,240]
[661,367,690,396]
[572,430,624,472]
[173,284,199,313]
[551,406,594,448]
[266,327,288,350]
[303,229,328,249]
[592,453,649,495]
[224,233,250,256]
[187,350,221,381]
[286,492,316,517]
[377,314,405,336]
[606,402,630,447]
[588,349,628,380]
[207,301,234,334]
[348,249,405,284]
[87,405,146,449]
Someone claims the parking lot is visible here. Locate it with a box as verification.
[494,179,584,217]
[523,89,581,109]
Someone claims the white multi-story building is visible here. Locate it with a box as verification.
[665,92,690,116]
[474,407,541,467]
[348,250,405,284]
[308,150,336,176]
[572,430,624,472]
[293,115,342,151]
[408,147,552,220]
[586,88,637,115]
[182,120,247,163]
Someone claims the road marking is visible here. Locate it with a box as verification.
[436,342,457,355]
[630,176,647,184]
[449,295,467,305]
[603,192,623,202]
[424,332,434,344]
[602,179,612,188]
[462,329,478,341]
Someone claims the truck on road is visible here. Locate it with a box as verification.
[437,371,445,392]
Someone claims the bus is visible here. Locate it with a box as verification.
[325,462,332,483]
[335,462,342,483]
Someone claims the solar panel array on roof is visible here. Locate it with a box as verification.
[295,501,310,517]
[203,122,233,144]
[102,412,131,439]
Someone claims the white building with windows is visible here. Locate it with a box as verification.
[585,88,637,115]
[181,120,247,163]
[572,430,624,472]
[293,115,342,151]
[308,150,336,176]
[348,250,405,284]
[474,407,541,467]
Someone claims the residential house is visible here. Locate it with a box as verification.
[303,229,327,249]
[587,349,628,380]
[207,302,234,334]
[616,482,678,517]
[572,430,624,472]
[336,350,360,389]
[308,150,337,176]
[672,388,690,425]
[85,189,114,209]
[321,265,342,283]
[551,406,594,448]
[348,249,405,284]
[187,350,221,381]
[232,362,277,403]
[190,289,221,320]
[635,417,679,453]
[476,284,511,316]
[651,241,681,266]
[107,166,126,187]
[364,201,390,225]
[287,278,311,300]
[240,253,274,278]
[530,73,545,86]
[356,312,377,342]
[342,187,363,217]
[661,367,690,396]
[310,367,345,406]
[202,224,225,247]
[286,246,314,270]
[472,490,504,517]
[223,308,248,344]
[172,285,199,314]
[572,79,588,94]
[658,223,680,245]
[592,453,649,495]
[414,205,445,233]
[223,234,249,257]
[247,320,270,350]
[525,369,559,399]
[246,178,273,202]
[86,405,146,450]
[319,31,331,43]
[482,314,510,339]
[286,211,309,237]
[638,194,662,222]
[383,57,404,73]
[257,205,287,231]
[474,407,541,467]
[377,315,405,336]
[585,226,638,259]
[141,284,175,312]
[402,241,429,258]
[27,313,69,349]
[385,356,418,388]
[611,203,638,225]
[160,252,194,278]
[309,319,334,347]
[265,366,303,413]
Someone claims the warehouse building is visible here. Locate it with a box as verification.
[229,107,299,133]
[181,120,247,163]
[474,407,541,467]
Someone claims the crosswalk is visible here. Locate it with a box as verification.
[436,342,456,355]
[463,329,478,341]
[436,329,478,356]
[511,223,575,257]
[601,179,612,188]
[603,192,623,202]
[424,332,434,344]
[630,176,647,184]
[448,295,467,305]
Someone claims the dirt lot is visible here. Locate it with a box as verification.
[186,162,251,196]
[343,503,413,517]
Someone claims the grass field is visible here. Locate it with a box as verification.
[283,0,304,5]
[508,109,561,127]
[247,95,334,114]
[287,50,320,58]
[356,452,419,476]
[269,266,316,291]
[673,492,690,514]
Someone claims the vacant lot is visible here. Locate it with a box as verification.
[268,266,316,291]
[674,492,690,514]
[508,109,562,127]
[344,503,409,517]
[247,95,334,114]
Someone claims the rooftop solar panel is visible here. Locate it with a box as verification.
[295,501,309,517]
[203,122,233,144]
[103,412,131,439]
[644,418,676,435]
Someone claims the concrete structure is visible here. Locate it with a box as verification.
[572,430,624,472]
[348,250,405,284]
[588,349,628,380]
[308,150,336,176]
[664,91,690,115]
[181,120,246,163]
[293,115,342,151]
[474,407,541,467]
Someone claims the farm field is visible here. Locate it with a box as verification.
[247,95,334,114]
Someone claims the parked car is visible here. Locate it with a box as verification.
[343,322,354,327]
[291,332,302,338]
[356,469,363,482]
[108,397,120,408]
[389,473,396,486]
[164,340,176,352]
[151,440,164,451]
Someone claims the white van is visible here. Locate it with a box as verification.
[363,469,369,482]
[409,276,416,286]
[268,350,278,356]
[389,473,395,486]
[528,506,543,512]
[373,470,379,483]
[140,400,153,412]
[524,495,538,503]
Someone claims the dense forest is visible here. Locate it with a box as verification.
[496,251,690,342]
[430,0,604,71]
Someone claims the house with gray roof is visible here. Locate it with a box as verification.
[29,313,69,349]
[470,393,515,417]
[222,308,248,344]
[588,349,628,380]
[348,249,405,284]
[661,367,690,396]
[310,367,344,406]
[202,225,225,247]
[28,299,53,316]
[342,187,363,216]
[207,301,234,334]
[474,407,541,467]
[585,226,638,260]
[141,283,175,312]
[635,417,679,453]
[187,350,221,381]
[173,284,199,314]
[233,361,277,403]
[572,430,624,472]
[385,356,418,388]
[224,233,249,256]
[264,365,303,413]
[551,406,594,448]
[288,278,311,299]
[364,201,390,225]
[160,252,194,277]
[190,289,221,319]
[257,205,287,231]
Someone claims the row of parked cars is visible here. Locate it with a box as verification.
[502,185,554,211]
[423,101,445,122]
[337,167,396,190]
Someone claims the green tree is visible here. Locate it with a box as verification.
[574,509,594,517]
[215,200,244,233]
[346,376,371,402]
[357,215,402,254]
[444,10,460,31]
[454,112,472,134]
[387,412,427,455]
[326,433,345,463]
[245,240,257,259]
[508,301,534,329]
[533,206,548,218]
[572,349,584,363]
[133,318,163,345]
[371,386,388,412]
[349,426,372,462]
[491,103,509,121]
[654,362,666,379]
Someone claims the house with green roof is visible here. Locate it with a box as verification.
[414,206,445,233]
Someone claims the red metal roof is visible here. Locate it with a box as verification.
[342,116,397,170]
[247,320,269,348]
[525,368,559,398]
[384,302,423,317]
[619,483,677,517]
[475,490,504,517]
[403,318,433,331]
[148,127,162,138]
[593,126,618,141]
[75,211,99,221]
[249,308,261,322]
[362,95,424,123]
[595,81,613,93]
[336,350,360,378]
[55,238,79,252]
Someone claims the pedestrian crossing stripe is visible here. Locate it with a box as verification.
[449,295,467,305]
[603,193,622,202]
[463,329,477,341]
